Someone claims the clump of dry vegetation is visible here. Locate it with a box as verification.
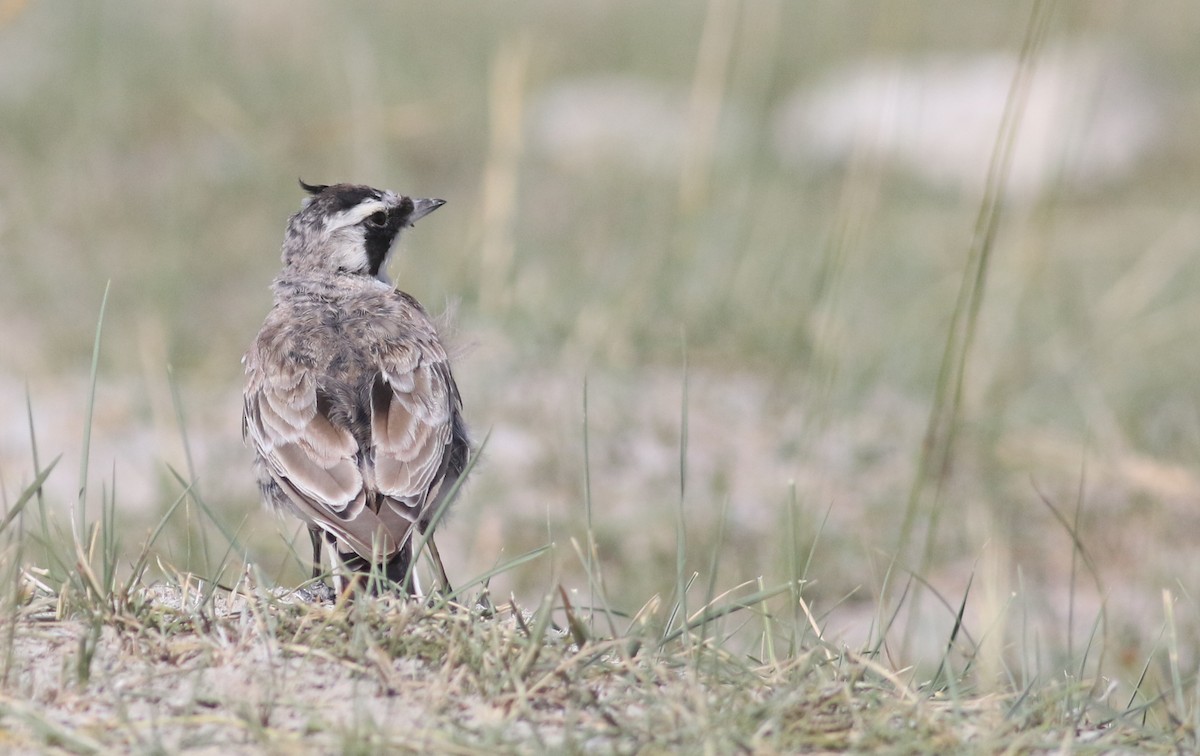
[0,433,1193,752]
[0,561,1189,753]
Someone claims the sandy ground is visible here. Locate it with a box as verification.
[0,585,561,752]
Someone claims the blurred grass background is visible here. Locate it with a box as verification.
[2,0,1199,680]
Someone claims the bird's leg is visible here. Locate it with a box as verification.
[426,536,453,595]
[328,543,351,600]
[308,526,323,580]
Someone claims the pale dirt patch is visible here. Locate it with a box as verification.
[0,577,1162,753]
[0,584,555,753]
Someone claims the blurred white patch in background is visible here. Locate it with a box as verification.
[0,10,62,104]
[773,44,1165,199]
[529,75,747,176]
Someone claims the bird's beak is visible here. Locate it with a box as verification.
[410,198,446,223]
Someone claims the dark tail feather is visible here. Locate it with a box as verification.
[383,544,416,593]
[335,541,418,596]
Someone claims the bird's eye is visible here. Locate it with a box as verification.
[367,211,388,227]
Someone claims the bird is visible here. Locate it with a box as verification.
[242,180,470,597]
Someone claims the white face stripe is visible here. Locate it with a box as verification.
[324,193,398,234]
[283,188,407,275]
[319,190,405,278]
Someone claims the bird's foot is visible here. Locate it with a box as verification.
[294,580,337,604]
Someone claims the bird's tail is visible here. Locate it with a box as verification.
[335,540,419,596]
[324,528,451,597]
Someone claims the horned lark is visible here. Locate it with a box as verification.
[242,181,470,597]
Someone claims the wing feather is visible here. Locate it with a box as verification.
[244,360,364,527]
[372,353,454,509]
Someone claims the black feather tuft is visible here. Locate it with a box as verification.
[299,179,329,195]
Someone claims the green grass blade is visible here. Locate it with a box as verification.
[0,456,60,537]
[447,544,552,603]
[75,280,111,548]
[406,429,490,594]
[660,580,797,648]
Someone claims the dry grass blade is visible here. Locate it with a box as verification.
[557,584,590,647]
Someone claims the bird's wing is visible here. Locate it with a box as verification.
[243,352,401,558]
[370,339,458,528]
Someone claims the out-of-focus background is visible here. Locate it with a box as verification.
[1,0,1198,673]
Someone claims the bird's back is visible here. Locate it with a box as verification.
[252,277,434,441]
[243,274,468,563]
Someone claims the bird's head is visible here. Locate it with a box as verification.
[281,180,444,283]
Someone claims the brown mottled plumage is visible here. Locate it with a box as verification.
[242,181,469,596]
